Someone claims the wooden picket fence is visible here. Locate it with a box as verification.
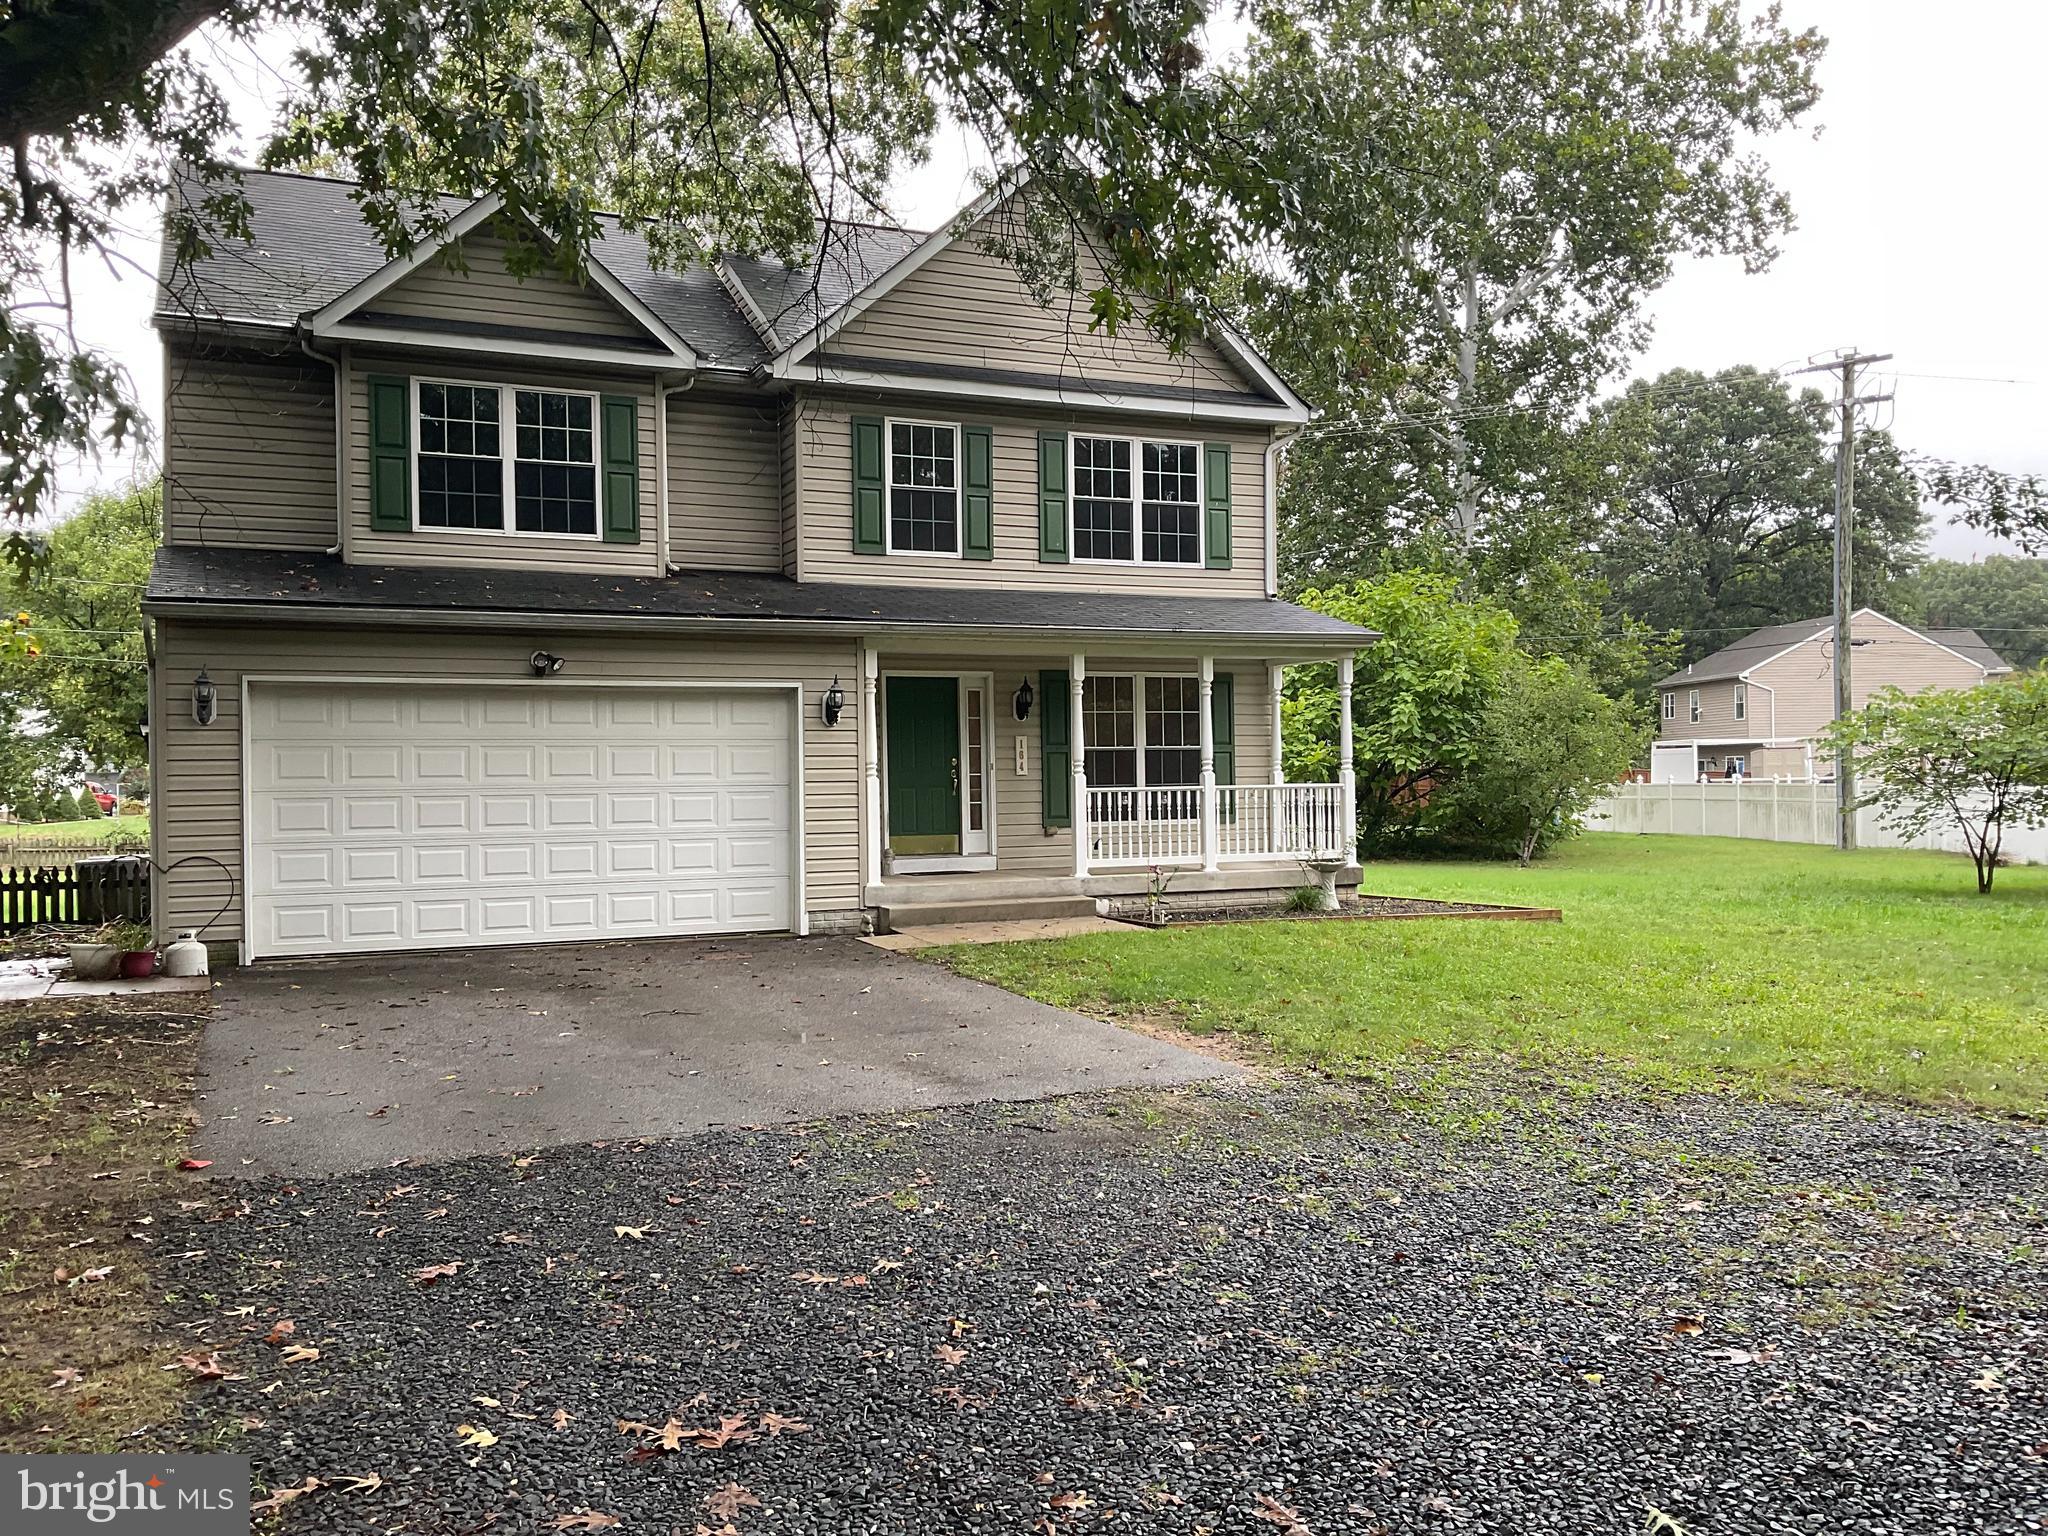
[0,858,151,934]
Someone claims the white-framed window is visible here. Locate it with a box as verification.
[1733,682,1747,722]
[1688,689,1701,724]
[1661,692,1676,721]
[1725,754,1748,778]
[886,419,959,555]
[414,378,600,538]
[1083,674,1203,796]
[1071,434,1203,565]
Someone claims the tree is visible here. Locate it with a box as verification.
[0,480,159,772]
[1900,557,2048,673]
[1234,0,1823,546]
[6,0,1273,530]
[1285,572,1519,855]
[1436,654,1645,865]
[1820,671,2048,894]
[1598,367,1925,668]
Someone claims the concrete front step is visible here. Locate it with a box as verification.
[873,894,1099,933]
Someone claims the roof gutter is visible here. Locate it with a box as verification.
[139,595,1374,652]
[1265,424,1301,599]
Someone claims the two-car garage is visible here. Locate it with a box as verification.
[243,681,800,958]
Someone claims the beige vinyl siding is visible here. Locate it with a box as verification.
[794,396,1270,595]
[163,348,336,549]
[343,352,659,574]
[1750,617,1990,738]
[150,618,862,946]
[668,394,782,571]
[873,653,1278,878]
[1657,678,1749,743]
[829,200,1251,395]
[778,401,800,577]
[372,235,651,342]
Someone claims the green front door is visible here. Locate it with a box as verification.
[886,676,960,855]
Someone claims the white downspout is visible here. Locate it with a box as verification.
[655,373,695,575]
[297,328,345,555]
[1264,425,1300,599]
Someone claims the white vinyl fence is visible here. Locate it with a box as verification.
[1590,780,2048,866]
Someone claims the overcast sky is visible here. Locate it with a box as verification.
[55,0,2043,561]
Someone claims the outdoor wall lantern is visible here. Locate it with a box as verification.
[1012,676,1034,722]
[192,669,217,727]
[528,650,568,678]
[822,676,845,727]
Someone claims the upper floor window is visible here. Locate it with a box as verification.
[1732,682,1747,721]
[888,420,958,554]
[1661,692,1676,721]
[1072,434,1202,565]
[416,380,598,538]
[1688,688,1701,723]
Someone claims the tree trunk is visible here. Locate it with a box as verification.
[1449,269,1480,537]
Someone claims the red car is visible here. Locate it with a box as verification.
[91,789,115,813]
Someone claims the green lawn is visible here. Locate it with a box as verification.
[0,816,149,844]
[939,835,2048,1114]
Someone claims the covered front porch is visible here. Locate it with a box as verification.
[855,637,1361,922]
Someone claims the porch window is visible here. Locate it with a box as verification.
[1072,434,1202,564]
[1083,674,1202,814]
[415,380,598,537]
[887,420,958,554]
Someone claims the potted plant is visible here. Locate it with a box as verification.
[65,926,122,981]
[108,919,157,978]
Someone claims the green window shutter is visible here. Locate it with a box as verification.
[600,394,641,543]
[1203,441,1233,568]
[1040,668,1071,827]
[961,426,994,560]
[1037,431,1069,563]
[852,417,886,554]
[367,374,411,532]
[1212,671,1236,821]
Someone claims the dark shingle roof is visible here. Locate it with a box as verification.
[1925,627,2013,673]
[1657,611,2010,688]
[153,167,921,371]
[144,546,1375,646]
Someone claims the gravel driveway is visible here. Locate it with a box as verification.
[163,1080,2043,1534]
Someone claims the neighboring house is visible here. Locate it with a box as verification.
[1652,609,2011,781]
[144,167,1373,961]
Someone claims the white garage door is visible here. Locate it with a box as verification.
[246,682,795,958]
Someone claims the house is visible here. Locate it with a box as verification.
[142,167,1373,961]
[1652,609,2011,781]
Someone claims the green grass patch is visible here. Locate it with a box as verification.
[937,835,2048,1114]
[0,817,149,845]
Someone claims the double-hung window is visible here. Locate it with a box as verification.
[1083,674,1203,814]
[1661,692,1676,722]
[416,380,599,538]
[1072,435,1202,564]
[887,420,958,554]
[1688,689,1701,724]
[1732,682,1747,722]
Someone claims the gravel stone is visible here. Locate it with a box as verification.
[160,1077,2046,1534]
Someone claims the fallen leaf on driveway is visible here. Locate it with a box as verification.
[613,1226,649,1241]
[549,1512,620,1530]
[18,1153,55,1169]
[50,1366,82,1388]
[790,1270,839,1287]
[251,1476,323,1513]
[933,1344,966,1368]
[1049,1491,1096,1511]
[455,1423,498,1449]
[757,1411,810,1437]
[413,1262,462,1286]
[330,1473,383,1494]
[1970,1368,2004,1392]
[265,1319,296,1345]
[1668,1316,1705,1336]
[1706,1345,1779,1365]
[177,1158,213,1171]
[1254,1492,1310,1533]
[280,1345,320,1365]
[173,1352,243,1381]
[694,1413,758,1450]
[705,1483,762,1522]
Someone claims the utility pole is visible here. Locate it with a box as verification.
[1794,350,1893,851]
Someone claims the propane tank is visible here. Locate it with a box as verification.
[162,931,210,978]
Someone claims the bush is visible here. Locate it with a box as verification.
[119,798,146,817]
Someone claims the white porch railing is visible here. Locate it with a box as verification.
[1084,782,1350,868]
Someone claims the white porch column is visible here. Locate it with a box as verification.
[1269,663,1286,785]
[1198,656,1219,872]
[1070,654,1090,880]
[1337,653,1357,863]
[860,647,881,892]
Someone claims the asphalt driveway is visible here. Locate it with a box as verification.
[195,936,1228,1175]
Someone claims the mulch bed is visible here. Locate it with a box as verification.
[1112,893,1563,926]
[150,1079,2041,1534]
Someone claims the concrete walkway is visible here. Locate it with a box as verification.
[0,955,211,1002]
[195,935,1232,1176]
